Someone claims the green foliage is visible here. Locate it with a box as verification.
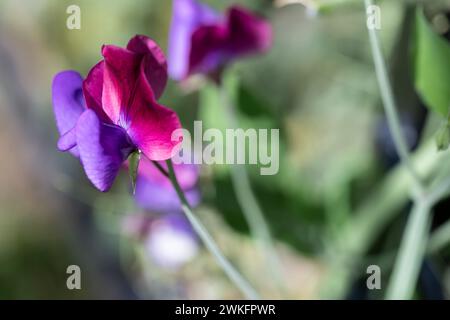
[209,174,325,254]
[414,8,450,117]
[198,72,326,253]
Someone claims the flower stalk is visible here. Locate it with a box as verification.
[365,0,424,195]
[166,159,260,300]
[385,200,432,299]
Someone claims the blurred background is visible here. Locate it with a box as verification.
[0,0,449,299]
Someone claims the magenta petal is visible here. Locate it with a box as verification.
[227,6,273,55]
[168,0,221,80]
[127,64,182,161]
[100,37,169,123]
[129,102,182,161]
[76,109,135,192]
[101,62,126,124]
[101,45,140,123]
[188,6,272,76]
[189,24,228,75]
[102,44,139,79]
[83,61,111,123]
[127,35,168,100]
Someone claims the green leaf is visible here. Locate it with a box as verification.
[414,7,450,117]
[128,151,141,194]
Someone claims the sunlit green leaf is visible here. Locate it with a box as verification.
[414,7,450,117]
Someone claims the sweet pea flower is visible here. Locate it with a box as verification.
[168,0,272,81]
[52,35,182,192]
[134,156,200,213]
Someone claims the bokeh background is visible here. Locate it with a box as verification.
[0,0,449,299]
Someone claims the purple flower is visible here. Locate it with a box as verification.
[122,213,199,269]
[52,35,183,192]
[133,156,200,213]
[168,0,272,81]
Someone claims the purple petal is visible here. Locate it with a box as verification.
[168,0,221,80]
[57,127,78,155]
[52,71,85,133]
[134,176,200,213]
[76,109,135,192]
[52,70,86,155]
[185,188,201,208]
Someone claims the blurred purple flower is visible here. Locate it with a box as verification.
[123,213,199,269]
[168,0,272,81]
[133,156,201,213]
[52,35,182,192]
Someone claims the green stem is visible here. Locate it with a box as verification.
[427,176,450,253]
[166,159,260,300]
[428,218,450,253]
[386,200,432,299]
[365,0,425,195]
[364,0,437,299]
[152,160,169,178]
[386,175,450,298]
[219,85,284,291]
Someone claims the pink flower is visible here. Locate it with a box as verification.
[52,35,182,191]
[168,0,272,81]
